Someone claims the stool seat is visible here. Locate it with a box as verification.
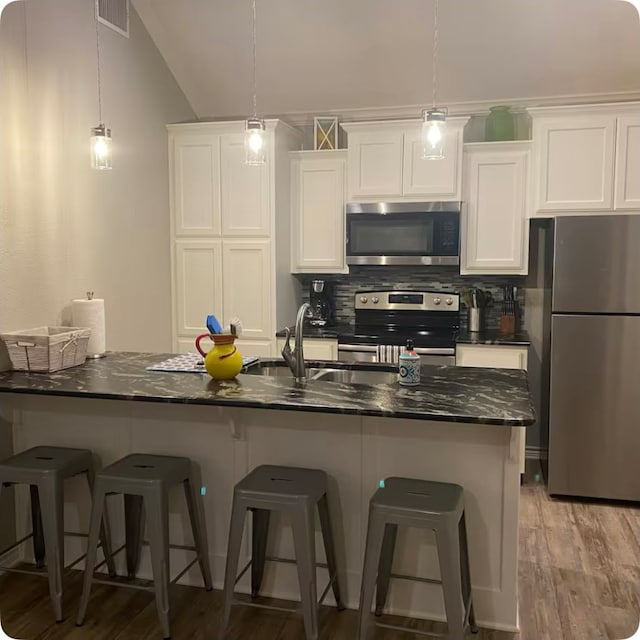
[371,478,464,516]
[0,446,93,483]
[98,454,192,487]
[235,464,328,503]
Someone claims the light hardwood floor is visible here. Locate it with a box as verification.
[1,466,638,640]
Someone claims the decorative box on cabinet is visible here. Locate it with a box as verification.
[461,142,530,275]
[168,120,302,356]
[530,103,640,215]
[290,150,347,273]
[275,337,338,361]
[342,118,468,202]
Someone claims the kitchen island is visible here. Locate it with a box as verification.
[0,352,534,632]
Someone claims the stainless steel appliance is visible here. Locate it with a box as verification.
[337,290,459,365]
[308,279,334,327]
[548,215,640,501]
[346,202,460,266]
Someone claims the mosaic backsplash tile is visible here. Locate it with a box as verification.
[297,266,526,331]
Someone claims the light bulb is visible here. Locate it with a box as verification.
[421,108,446,160]
[248,130,264,153]
[90,124,112,170]
[245,117,266,165]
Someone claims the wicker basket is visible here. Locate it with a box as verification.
[1,326,91,373]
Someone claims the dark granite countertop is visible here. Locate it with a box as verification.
[455,330,530,346]
[0,352,535,426]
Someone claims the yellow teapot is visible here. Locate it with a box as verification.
[195,333,243,380]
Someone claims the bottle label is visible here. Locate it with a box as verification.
[399,355,421,386]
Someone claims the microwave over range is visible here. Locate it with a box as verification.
[346,202,460,266]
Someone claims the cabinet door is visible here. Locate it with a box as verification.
[291,154,346,273]
[235,339,273,358]
[533,116,615,211]
[175,239,223,335]
[347,130,403,199]
[220,134,270,236]
[171,134,221,236]
[614,115,640,210]
[222,239,272,339]
[461,146,529,275]
[276,337,338,361]
[456,344,528,370]
[402,125,463,199]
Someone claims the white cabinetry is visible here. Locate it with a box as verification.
[614,114,640,209]
[342,118,468,202]
[290,150,347,273]
[276,337,338,361]
[168,121,302,357]
[530,103,640,215]
[461,142,530,275]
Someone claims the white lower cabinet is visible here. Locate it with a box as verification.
[276,337,338,361]
[456,343,528,473]
[235,339,274,358]
[461,142,530,275]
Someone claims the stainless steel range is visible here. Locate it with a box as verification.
[337,290,459,365]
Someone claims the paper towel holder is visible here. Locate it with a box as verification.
[83,291,106,359]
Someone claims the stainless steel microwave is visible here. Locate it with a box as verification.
[346,202,460,266]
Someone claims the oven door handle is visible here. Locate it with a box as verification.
[337,344,378,353]
[414,347,456,356]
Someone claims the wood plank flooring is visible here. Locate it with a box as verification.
[1,466,638,640]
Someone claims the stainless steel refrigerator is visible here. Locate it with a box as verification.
[549,215,640,501]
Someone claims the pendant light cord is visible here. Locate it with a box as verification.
[432,0,439,108]
[95,11,103,124]
[251,0,257,118]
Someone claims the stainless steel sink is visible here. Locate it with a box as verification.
[310,368,398,385]
[243,360,398,385]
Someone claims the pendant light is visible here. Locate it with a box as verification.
[91,5,112,170]
[245,0,265,165]
[422,0,446,160]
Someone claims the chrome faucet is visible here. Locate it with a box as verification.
[282,303,311,383]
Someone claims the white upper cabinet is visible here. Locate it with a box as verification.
[291,150,347,273]
[530,104,640,215]
[171,134,221,236]
[343,118,469,202]
[461,142,530,275]
[220,133,270,236]
[614,114,640,210]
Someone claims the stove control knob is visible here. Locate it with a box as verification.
[371,296,379,304]
[445,297,453,306]
[433,297,442,305]
[360,296,368,304]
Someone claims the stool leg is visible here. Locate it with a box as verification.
[85,466,116,578]
[145,490,172,640]
[459,514,478,634]
[292,503,319,640]
[29,484,46,569]
[375,523,397,616]
[38,477,64,622]
[357,508,386,640]
[250,508,270,597]
[124,493,144,579]
[183,475,213,591]
[317,493,344,610]
[76,483,107,626]
[219,496,247,640]
[436,518,465,640]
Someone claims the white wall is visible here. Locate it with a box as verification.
[0,0,196,354]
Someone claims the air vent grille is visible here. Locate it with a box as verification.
[96,0,129,38]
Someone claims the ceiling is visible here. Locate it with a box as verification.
[132,0,640,122]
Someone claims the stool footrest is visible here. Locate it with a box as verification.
[374,619,446,639]
[389,572,442,586]
[232,597,299,615]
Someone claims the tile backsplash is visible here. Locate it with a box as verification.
[297,266,526,330]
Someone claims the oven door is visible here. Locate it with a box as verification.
[338,344,455,366]
[346,204,459,266]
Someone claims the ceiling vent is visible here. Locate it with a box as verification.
[96,0,129,38]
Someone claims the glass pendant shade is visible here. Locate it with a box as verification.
[245,117,266,165]
[421,108,446,160]
[90,124,112,170]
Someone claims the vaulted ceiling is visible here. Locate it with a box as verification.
[133,0,640,122]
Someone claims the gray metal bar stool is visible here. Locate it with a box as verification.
[76,453,213,639]
[0,446,116,622]
[357,477,477,640]
[219,465,345,640]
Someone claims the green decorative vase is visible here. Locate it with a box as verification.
[485,106,515,141]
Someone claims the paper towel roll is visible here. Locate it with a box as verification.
[71,298,106,356]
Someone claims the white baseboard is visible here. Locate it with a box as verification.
[0,548,21,573]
